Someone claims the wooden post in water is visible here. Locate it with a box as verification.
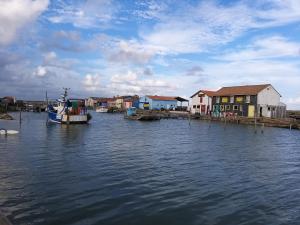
[19,111,22,124]
[290,124,292,130]
[254,115,257,134]
[261,123,264,134]
[45,91,49,125]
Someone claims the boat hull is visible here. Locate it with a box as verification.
[48,112,88,124]
[96,108,108,113]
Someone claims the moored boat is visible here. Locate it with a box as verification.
[47,88,91,124]
[96,106,108,113]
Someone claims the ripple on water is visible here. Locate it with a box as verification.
[0,112,300,225]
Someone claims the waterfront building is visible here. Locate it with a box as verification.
[123,95,139,109]
[86,97,101,109]
[211,84,286,118]
[115,96,124,109]
[139,95,188,110]
[190,90,216,115]
[2,96,16,105]
[107,98,117,108]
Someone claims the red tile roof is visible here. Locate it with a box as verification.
[147,95,177,101]
[214,84,271,96]
[190,90,217,98]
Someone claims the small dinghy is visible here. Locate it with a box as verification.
[0,129,19,135]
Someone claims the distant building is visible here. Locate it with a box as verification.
[139,95,187,110]
[210,84,286,118]
[107,98,117,108]
[123,95,139,109]
[190,90,216,115]
[2,96,16,105]
[115,96,124,109]
[86,97,101,108]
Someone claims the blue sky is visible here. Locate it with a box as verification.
[0,0,300,109]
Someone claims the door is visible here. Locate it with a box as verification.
[201,105,206,113]
[248,105,255,118]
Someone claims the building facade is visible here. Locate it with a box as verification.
[139,96,178,110]
[211,84,286,118]
[190,90,215,115]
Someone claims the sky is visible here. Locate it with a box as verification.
[0,0,300,109]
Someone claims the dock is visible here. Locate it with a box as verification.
[125,109,300,129]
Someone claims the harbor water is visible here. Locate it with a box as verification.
[0,112,300,225]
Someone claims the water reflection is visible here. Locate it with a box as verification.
[0,112,300,225]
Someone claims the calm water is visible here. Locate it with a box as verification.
[0,112,300,225]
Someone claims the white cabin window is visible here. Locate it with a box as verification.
[246,95,250,103]
[216,97,220,103]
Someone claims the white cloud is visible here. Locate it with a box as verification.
[34,66,47,77]
[140,1,254,54]
[220,36,300,61]
[0,0,49,46]
[133,0,167,20]
[43,51,57,63]
[139,0,300,55]
[108,40,156,65]
[107,70,177,95]
[83,74,101,91]
[48,0,118,28]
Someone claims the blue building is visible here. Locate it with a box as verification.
[139,95,178,110]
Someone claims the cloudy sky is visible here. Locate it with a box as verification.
[0,0,300,109]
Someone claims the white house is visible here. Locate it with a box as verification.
[256,84,286,118]
[190,90,216,115]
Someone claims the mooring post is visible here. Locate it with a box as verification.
[254,116,257,134]
[290,124,292,130]
[19,111,22,125]
[261,123,264,134]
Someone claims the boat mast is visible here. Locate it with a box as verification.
[62,88,70,102]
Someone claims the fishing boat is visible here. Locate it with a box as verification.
[96,106,108,113]
[47,88,91,124]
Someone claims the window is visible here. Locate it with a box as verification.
[236,96,243,103]
[216,97,220,103]
[193,105,196,109]
[220,105,225,111]
[200,97,203,103]
[222,97,228,103]
[225,105,231,111]
[230,96,234,103]
[233,105,239,110]
[197,105,200,108]
[246,95,250,103]
[240,105,243,112]
[268,107,271,111]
